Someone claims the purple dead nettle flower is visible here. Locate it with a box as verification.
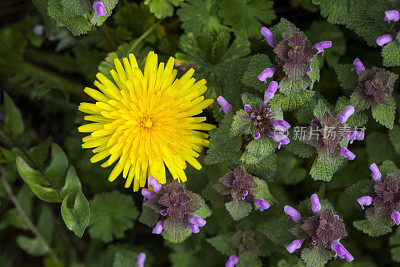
[263,81,278,105]
[357,164,400,227]
[226,255,239,267]
[217,96,232,114]
[377,34,393,47]
[339,147,356,160]
[351,58,365,75]
[314,41,333,55]
[141,188,154,200]
[93,1,106,17]
[337,105,355,123]
[385,10,400,23]
[285,195,352,262]
[261,27,275,47]
[143,179,207,236]
[148,176,162,192]
[254,198,270,211]
[258,68,276,82]
[345,131,365,144]
[136,253,146,267]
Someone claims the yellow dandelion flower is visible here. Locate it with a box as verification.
[78,51,215,191]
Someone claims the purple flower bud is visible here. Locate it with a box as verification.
[357,196,373,210]
[253,132,261,139]
[258,68,275,82]
[152,220,163,234]
[287,240,302,253]
[351,58,365,75]
[310,194,321,215]
[217,96,232,114]
[307,68,312,73]
[226,255,239,267]
[339,147,356,160]
[312,236,319,245]
[33,25,44,35]
[141,188,154,200]
[242,190,249,200]
[273,133,290,149]
[148,176,161,192]
[377,34,393,47]
[136,253,146,267]
[369,163,381,182]
[331,242,354,262]
[345,131,365,144]
[385,10,400,23]
[311,119,318,126]
[160,210,167,216]
[93,1,106,17]
[392,210,400,225]
[261,27,275,47]
[263,81,278,105]
[244,105,252,113]
[254,198,270,211]
[337,105,355,123]
[187,215,206,227]
[273,120,291,132]
[189,223,200,234]
[314,41,332,55]
[284,205,301,222]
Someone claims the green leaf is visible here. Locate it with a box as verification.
[113,250,139,267]
[366,132,396,164]
[372,97,396,129]
[334,64,358,95]
[3,93,24,137]
[237,251,262,267]
[225,200,252,220]
[60,166,82,198]
[286,139,315,158]
[382,40,400,67]
[218,0,276,39]
[177,0,225,35]
[257,217,294,245]
[244,154,277,181]
[241,136,276,164]
[279,76,311,97]
[313,99,331,120]
[353,218,392,237]
[335,97,368,127]
[241,92,263,108]
[139,206,160,227]
[391,247,400,263]
[88,191,139,243]
[144,0,184,19]
[242,54,272,92]
[254,178,275,203]
[61,191,90,237]
[269,90,315,111]
[300,247,333,267]
[60,0,90,16]
[317,0,350,24]
[389,126,400,153]
[162,219,191,243]
[204,114,242,165]
[32,0,59,35]
[45,143,68,187]
[275,150,307,185]
[379,160,399,176]
[309,155,343,182]
[16,157,62,203]
[207,234,237,256]
[230,110,253,136]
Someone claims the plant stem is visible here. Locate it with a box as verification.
[1,172,60,264]
[100,24,118,51]
[128,20,163,53]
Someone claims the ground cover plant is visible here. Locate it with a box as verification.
[1,0,400,266]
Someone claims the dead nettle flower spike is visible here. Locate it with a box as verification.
[337,105,355,123]
[331,242,354,262]
[93,1,106,17]
[258,68,276,82]
[152,220,163,234]
[351,58,365,75]
[314,41,333,55]
[254,198,270,211]
[136,253,146,267]
[287,240,303,253]
[217,96,232,114]
[377,34,393,47]
[357,196,373,210]
[392,211,400,225]
[385,10,400,23]
[370,163,382,182]
[284,206,301,222]
[339,147,356,161]
[261,27,275,47]
[310,194,321,215]
[226,255,239,267]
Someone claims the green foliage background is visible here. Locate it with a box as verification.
[0,0,400,266]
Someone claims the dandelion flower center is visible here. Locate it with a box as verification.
[78,51,214,191]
